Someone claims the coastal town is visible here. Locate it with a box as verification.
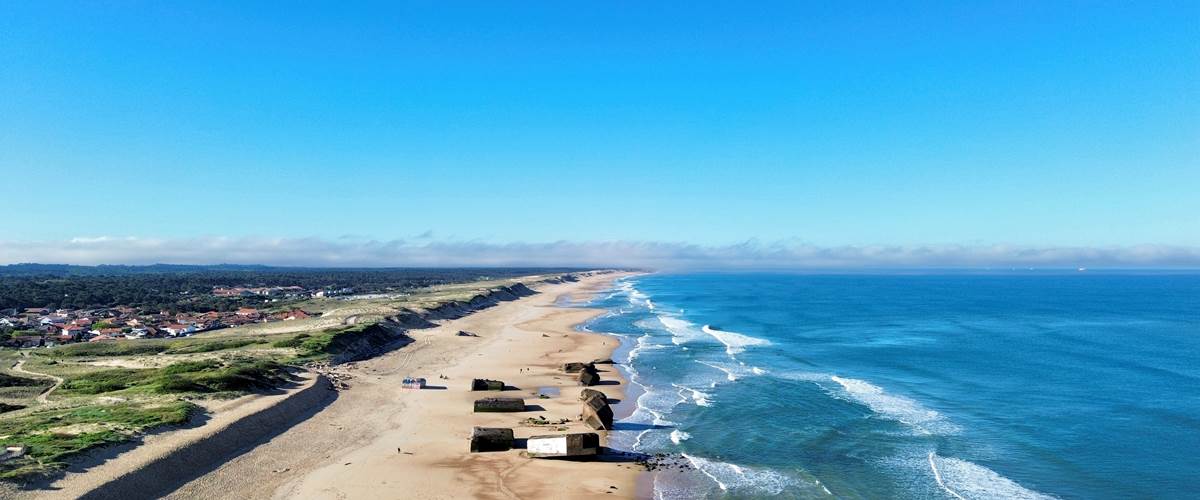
[0,285,340,348]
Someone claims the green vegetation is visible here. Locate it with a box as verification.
[0,372,45,388]
[40,337,267,358]
[57,358,291,396]
[271,333,310,348]
[0,265,567,312]
[0,270,569,481]
[0,400,196,479]
[291,324,394,360]
[0,371,54,401]
[164,338,262,354]
[44,342,169,358]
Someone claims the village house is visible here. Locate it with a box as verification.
[161,324,197,336]
[274,309,313,321]
[62,325,88,339]
[9,335,44,348]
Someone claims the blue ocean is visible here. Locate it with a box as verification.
[582,273,1200,499]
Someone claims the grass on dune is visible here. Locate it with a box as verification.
[56,358,292,396]
[39,337,269,358]
[0,400,197,479]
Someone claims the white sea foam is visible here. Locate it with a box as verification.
[681,454,797,495]
[626,332,669,363]
[701,325,770,356]
[658,315,707,345]
[829,376,960,435]
[927,452,1056,500]
[628,387,677,450]
[695,360,764,382]
[773,371,830,383]
[670,429,692,444]
[621,282,656,310]
[672,383,713,407]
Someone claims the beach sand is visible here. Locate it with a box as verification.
[152,272,640,499]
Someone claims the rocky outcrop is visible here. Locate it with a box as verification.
[577,368,600,387]
[563,361,601,386]
[469,427,514,453]
[470,379,505,391]
[579,388,607,402]
[473,397,526,413]
[581,391,613,430]
[562,362,592,374]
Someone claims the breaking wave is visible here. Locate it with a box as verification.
[695,360,765,382]
[927,452,1056,500]
[680,454,824,496]
[701,324,770,356]
[670,429,692,444]
[672,383,713,407]
[830,376,961,435]
[658,314,707,345]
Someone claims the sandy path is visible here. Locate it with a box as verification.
[11,359,64,404]
[165,273,640,500]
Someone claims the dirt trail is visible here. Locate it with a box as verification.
[11,358,64,404]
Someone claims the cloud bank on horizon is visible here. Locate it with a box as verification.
[0,237,1197,270]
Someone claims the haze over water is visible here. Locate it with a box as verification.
[586,272,1200,499]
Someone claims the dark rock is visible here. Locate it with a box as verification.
[577,368,601,387]
[473,397,526,412]
[469,427,514,452]
[562,362,594,373]
[579,388,607,403]
[582,392,614,430]
[592,358,615,365]
[470,379,505,391]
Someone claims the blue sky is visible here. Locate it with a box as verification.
[1,2,1197,266]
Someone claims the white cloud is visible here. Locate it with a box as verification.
[0,237,1197,269]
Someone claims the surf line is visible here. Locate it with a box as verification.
[928,452,967,500]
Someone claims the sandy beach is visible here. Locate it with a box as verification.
[138,272,640,499]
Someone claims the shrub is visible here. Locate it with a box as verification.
[271,333,310,348]
[0,401,197,479]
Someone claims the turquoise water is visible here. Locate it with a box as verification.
[583,273,1200,499]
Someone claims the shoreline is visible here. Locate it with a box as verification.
[168,272,640,498]
[1,272,641,499]
[575,274,660,500]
